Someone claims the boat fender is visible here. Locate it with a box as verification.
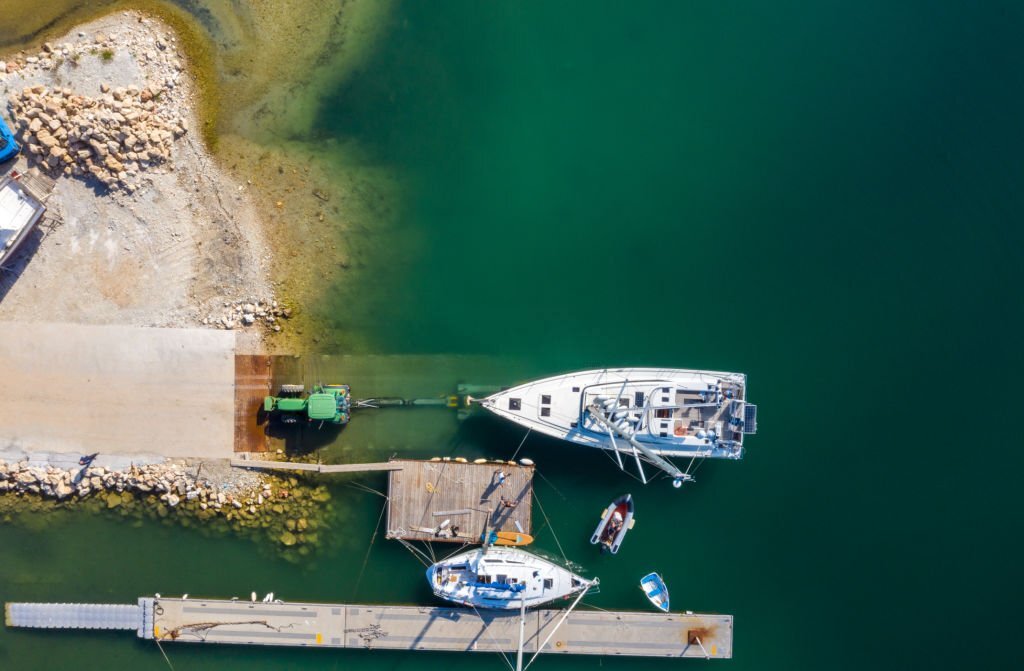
[519,457,535,466]
[473,458,488,464]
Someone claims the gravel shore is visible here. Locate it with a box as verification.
[0,11,274,352]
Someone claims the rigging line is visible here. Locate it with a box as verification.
[523,581,594,671]
[580,602,614,613]
[509,427,532,461]
[532,491,568,564]
[469,603,515,671]
[353,498,389,598]
[600,445,646,483]
[154,637,175,671]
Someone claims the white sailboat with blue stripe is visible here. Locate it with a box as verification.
[427,547,596,610]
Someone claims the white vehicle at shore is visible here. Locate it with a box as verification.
[0,171,47,269]
[481,368,757,487]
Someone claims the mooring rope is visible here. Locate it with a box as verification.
[345,480,389,498]
[353,499,389,598]
[509,427,531,461]
[154,637,175,671]
[532,490,568,564]
[441,541,473,560]
[397,538,434,568]
[534,469,567,501]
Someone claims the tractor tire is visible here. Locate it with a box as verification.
[280,384,305,395]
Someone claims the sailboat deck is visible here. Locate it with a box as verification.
[386,459,533,543]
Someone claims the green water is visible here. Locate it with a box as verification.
[3,1,1022,669]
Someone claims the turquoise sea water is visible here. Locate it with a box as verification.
[2,1,1022,669]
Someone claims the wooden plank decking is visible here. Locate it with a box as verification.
[231,459,404,474]
[386,459,533,543]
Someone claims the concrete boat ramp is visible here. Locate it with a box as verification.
[6,596,733,660]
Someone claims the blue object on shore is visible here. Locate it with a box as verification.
[0,114,21,163]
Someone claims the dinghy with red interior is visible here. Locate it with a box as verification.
[590,493,634,554]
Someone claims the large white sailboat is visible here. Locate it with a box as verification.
[480,368,757,487]
[426,546,596,610]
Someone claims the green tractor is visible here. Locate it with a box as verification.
[263,384,352,426]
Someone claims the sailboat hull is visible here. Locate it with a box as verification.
[427,547,592,610]
[482,368,756,460]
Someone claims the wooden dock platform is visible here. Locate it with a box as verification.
[231,459,404,474]
[386,459,533,543]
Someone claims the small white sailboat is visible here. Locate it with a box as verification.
[426,546,596,610]
[640,572,670,612]
[481,368,757,487]
[590,494,634,554]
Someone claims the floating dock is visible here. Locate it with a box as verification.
[386,459,534,543]
[6,597,732,659]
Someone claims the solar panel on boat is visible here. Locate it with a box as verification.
[743,404,758,434]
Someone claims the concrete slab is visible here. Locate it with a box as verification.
[0,322,235,459]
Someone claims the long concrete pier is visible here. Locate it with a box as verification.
[6,597,733,660]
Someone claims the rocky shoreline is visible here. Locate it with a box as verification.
[0,456,334,556]
[9,83,186,193]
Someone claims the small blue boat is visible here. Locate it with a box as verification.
[640,572,670,612]
[0,114,20,163]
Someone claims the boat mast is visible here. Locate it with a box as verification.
[587,402,694,487]
[515,596,526,671]
[523,578,598,671]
